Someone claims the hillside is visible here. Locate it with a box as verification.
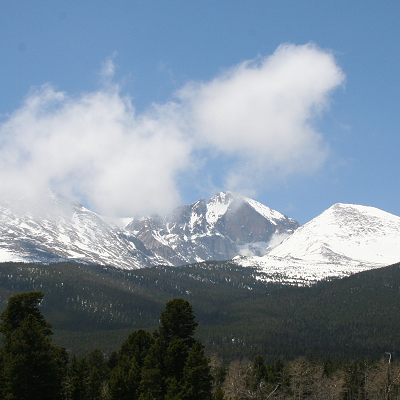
[0,260,399,361]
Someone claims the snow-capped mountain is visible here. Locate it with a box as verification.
[125,191,299,265]
[0,193,163,269]
[1,193,399,285]
[0,191,298,269]
[236,203,400,285]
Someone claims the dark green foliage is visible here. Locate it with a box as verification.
[0,291,51,337]
[164,336,190,383]
[88,349,109,382]
[4,290,400,398]
[0,291,68,400]
[1,261,400,361]
[159,298,198,347]
[107,355,140,400]
[181,341,213,400]
[107,351,119,371]
[88,367,102,400]
[140,298,204,398]
[140,336,165,398]
[119,329,153,368]
[68,355,91,400]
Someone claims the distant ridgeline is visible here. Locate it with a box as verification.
[0,260,400,361]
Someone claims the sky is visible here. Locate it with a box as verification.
[0,1,399,224]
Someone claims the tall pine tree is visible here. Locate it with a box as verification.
[0,291,68,400]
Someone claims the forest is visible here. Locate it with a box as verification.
[1,291,400,399]
[0,261,399,361]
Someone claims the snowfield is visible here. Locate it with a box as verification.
[235,203,400,284]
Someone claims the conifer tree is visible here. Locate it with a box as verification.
[139,335,165,399]
[139,298,213,399]
[119,329,154,368]
[180,341,213,400]
[159,298,198,348]
[68,354,90,400]
[108,355,140,400]
[0,291,68,400]
[88,367,102,400]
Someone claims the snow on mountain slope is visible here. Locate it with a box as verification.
[126,191,299,265]
[0,193,164,269]
[4,192,397,286]
[270,203,400,264]
[236,203,400,284]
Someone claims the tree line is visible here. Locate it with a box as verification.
[0,291,399,399]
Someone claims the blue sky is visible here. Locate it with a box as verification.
[0,1,399,224]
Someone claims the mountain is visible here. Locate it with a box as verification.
[0,191,298,269]
[0,193,163,269]
[125,191,299,265]
[236,203,400,284]
[1,193,399,285]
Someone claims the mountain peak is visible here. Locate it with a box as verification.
[126,192,299,265]
[269,202,400,265]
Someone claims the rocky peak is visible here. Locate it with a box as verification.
[125,192,299,265]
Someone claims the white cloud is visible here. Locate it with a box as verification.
[178,42,345,190]
[0,43,344,216]
[0,84,191,216]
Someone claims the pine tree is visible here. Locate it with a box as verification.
[88,367,102,400]
[139,335,165,399]
[159,298,198,347]
[180,341,213,400]
[68,354,90,400]
[140,298,199,398]
[0,291,68,400]
[119,329,154,369]
[108,355,140,400]
[88,349,109,381]
[116,298,212,400]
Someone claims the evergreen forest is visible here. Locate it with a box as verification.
[1,260,400,398]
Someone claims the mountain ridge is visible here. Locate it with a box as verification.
[126,191,298,265]
[0,191,298,270]
[0,193,399,285]
[236,202,400,284]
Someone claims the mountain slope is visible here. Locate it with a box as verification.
[1,260,400,361]
[269,203,400,264]
[0,191,298,270]
[236,203,400,284]
[125,191,299,265]
[0,193,163,269]
[1,194,398,284]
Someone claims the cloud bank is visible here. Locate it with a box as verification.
[0,43,344,216]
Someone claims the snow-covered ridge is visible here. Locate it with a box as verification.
[235,203,400,284]
[206,192,233,226]
[269,203,400,264]
[126,191,299,265]
[243,197,287,223]
[205,191,291,227]
[0,194,164,269]
[1,194,398,285]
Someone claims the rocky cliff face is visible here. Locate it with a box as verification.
[126,191,299,265]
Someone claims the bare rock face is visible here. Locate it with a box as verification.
[126,191,299,266]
